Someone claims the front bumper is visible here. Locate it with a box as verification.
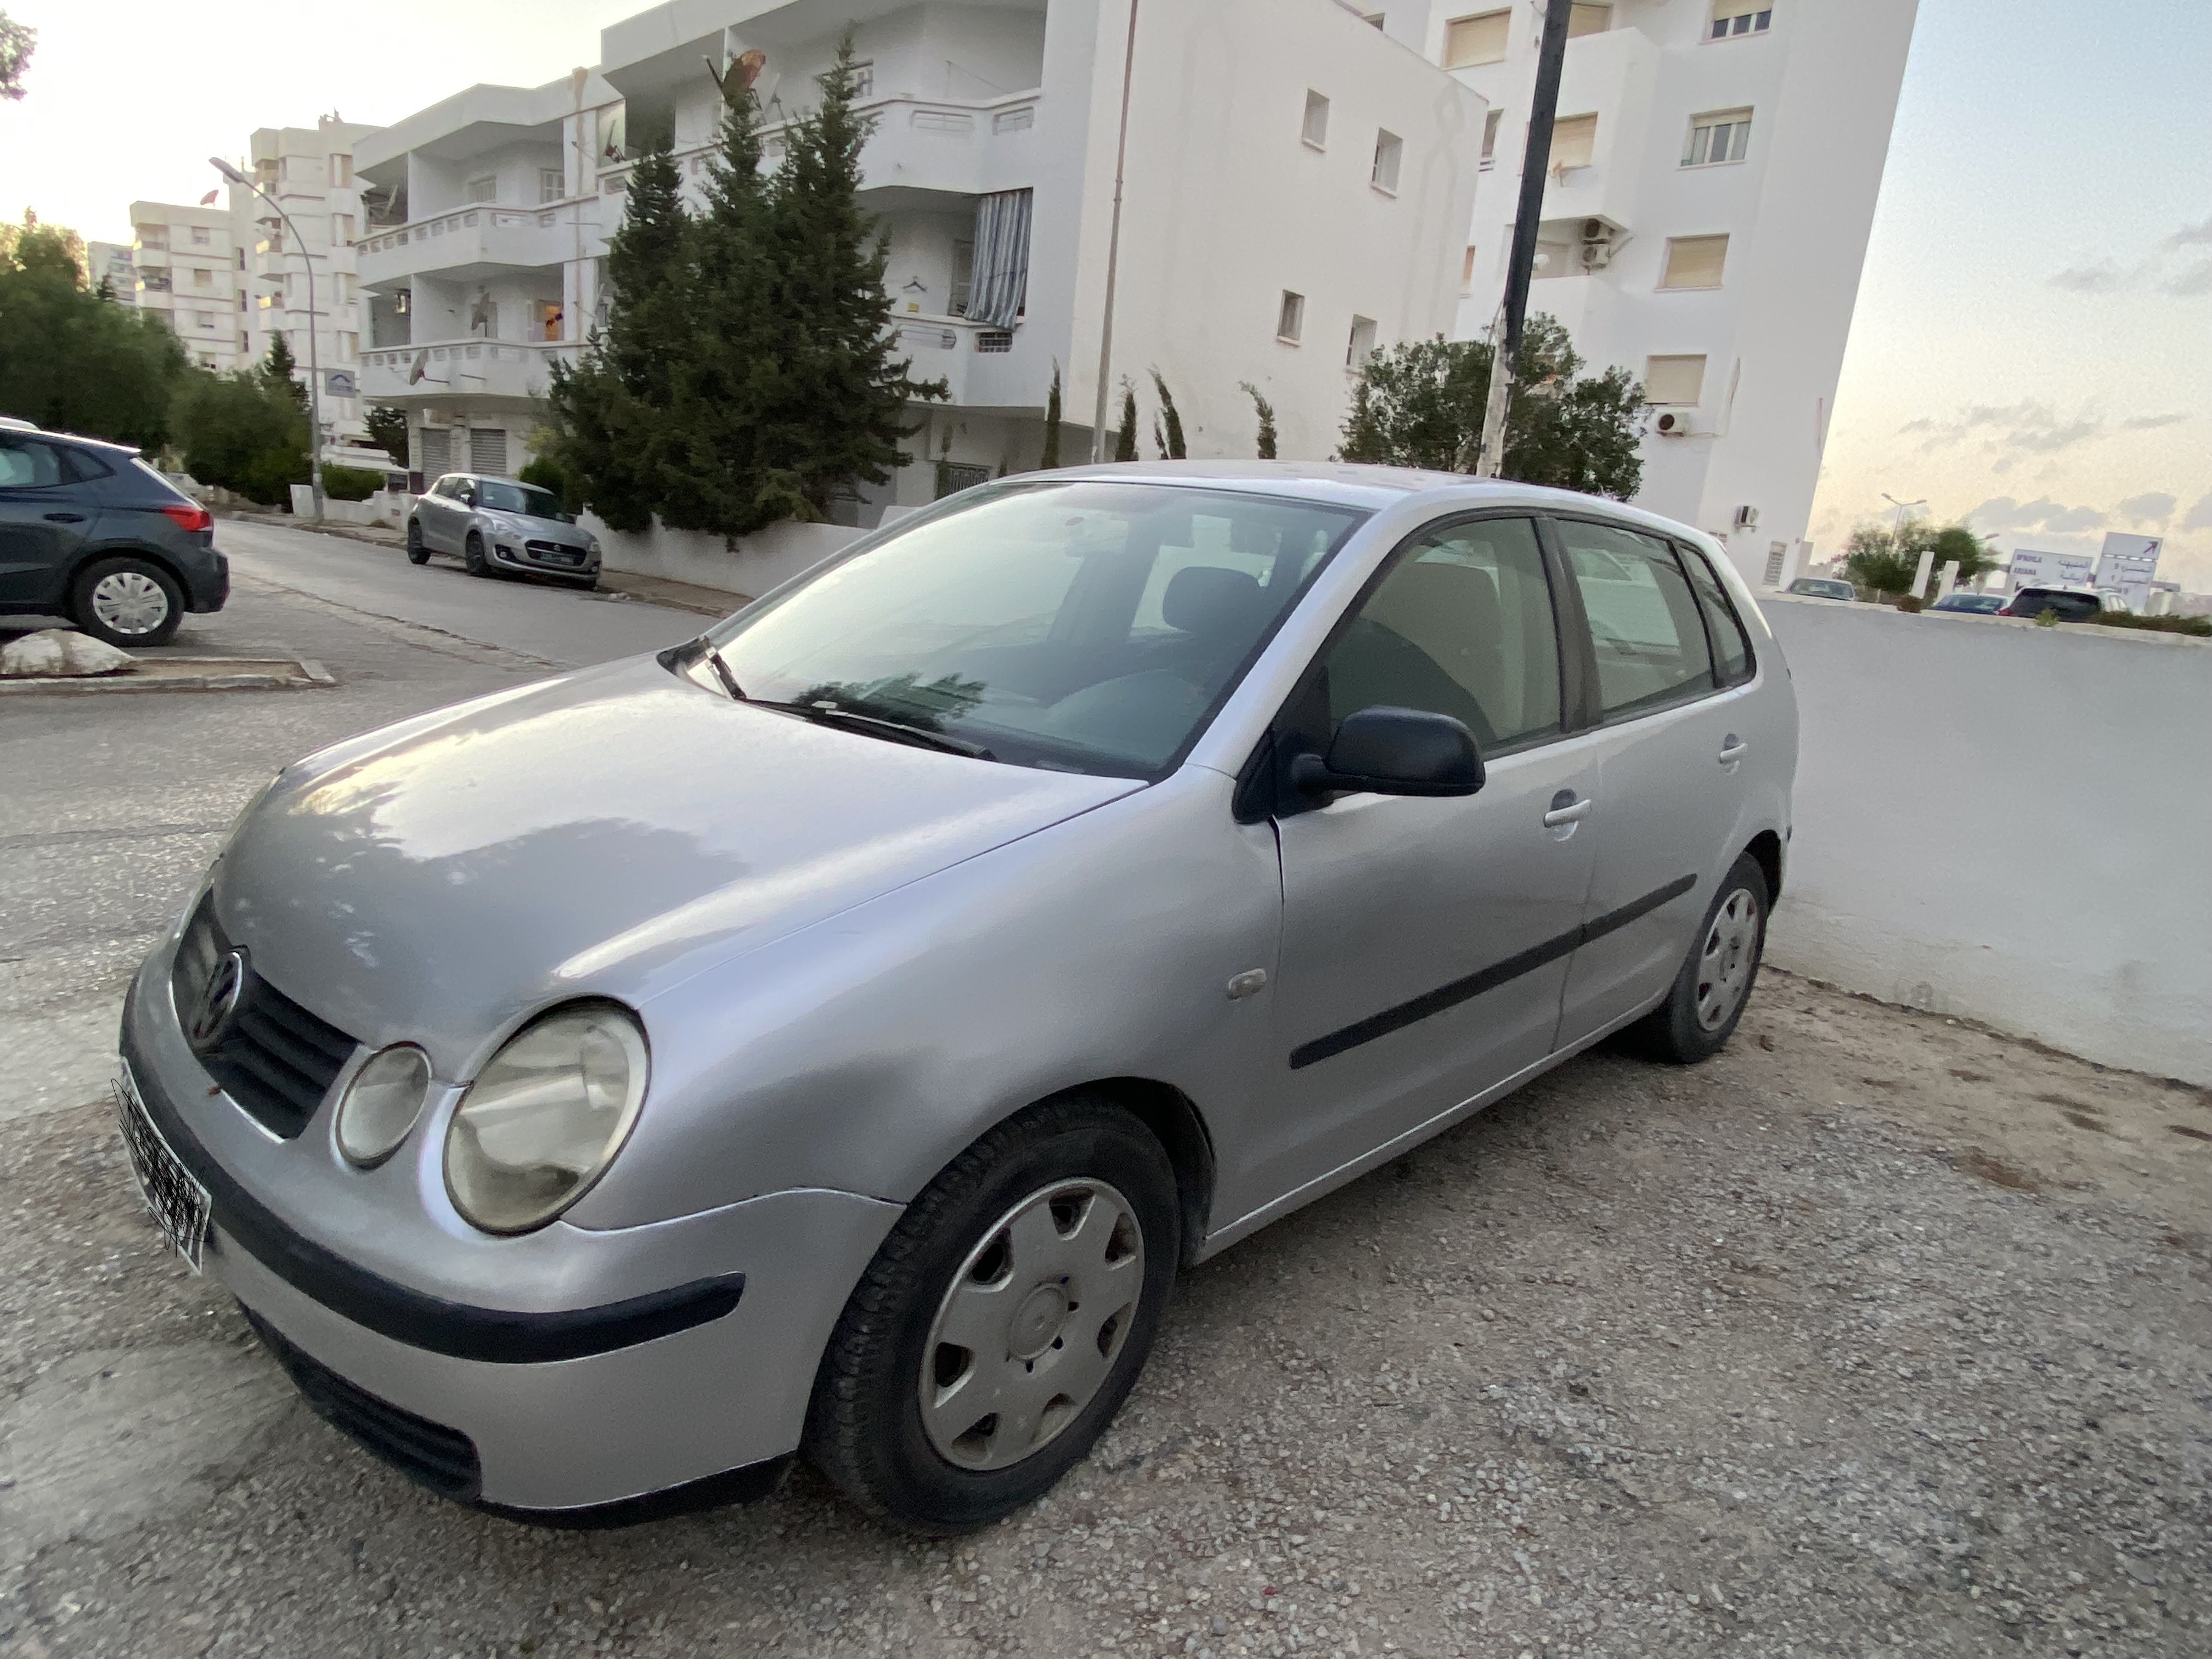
[491,539,599,578]
[120,955,900,1518]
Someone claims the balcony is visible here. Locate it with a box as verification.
[355,205,600,290]
[358,338,582,403]
[1536,25,1659,233]
[882,314,1043,411]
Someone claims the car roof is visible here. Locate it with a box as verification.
[1017,461,1710,543]
[2,425,140,458]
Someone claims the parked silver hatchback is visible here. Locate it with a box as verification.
[117,464,1796,1530]
[405,472,601,587]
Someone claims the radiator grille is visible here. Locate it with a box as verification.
[173,899,357,1138]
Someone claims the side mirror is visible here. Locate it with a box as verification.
[1290,706,1485,799]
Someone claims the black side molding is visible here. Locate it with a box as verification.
[122,989,743,1364]
[1289,874,1697,1070]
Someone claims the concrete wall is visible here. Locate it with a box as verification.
[1764,597,2212,1085]
[585,513,860,599]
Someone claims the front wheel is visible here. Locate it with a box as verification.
[1623,851,1769,1064]
[462,531,488,577]
[405,520,431,565]
[805,1096,1180,1532]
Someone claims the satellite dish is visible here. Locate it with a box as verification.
[200,190,219,206]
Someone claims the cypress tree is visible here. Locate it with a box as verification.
[1150,368,1186,459]
[1113,379,1138,462]
[1240,381,1278,459]
[1039,363,1062,469]
[258,333,307,414]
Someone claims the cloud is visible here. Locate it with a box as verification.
[1967,496,2108,534]
[1900,400,2107,454]
[2114,492,2177,526]
[2120,413,2190,431]
[2008,419,2103,453]
[2164,216,2212,251]
[2159,261,2212,297]
[2050,262,2125,294]
[2185,494,2212,532]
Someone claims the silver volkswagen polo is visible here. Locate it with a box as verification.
[117,464,1796,1531]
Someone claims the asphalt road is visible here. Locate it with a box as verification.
[1,523,2205,1658]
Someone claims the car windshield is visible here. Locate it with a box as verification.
[706,481,1367,779]
[477,480,565,519]
[1791,579,1852,599]
[1938,594,2001,611]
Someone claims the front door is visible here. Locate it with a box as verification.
[0,437,97,610]
[1239,515,1598,1218]
[1549,517,1752,1047]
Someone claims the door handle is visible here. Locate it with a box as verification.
[43,512,86,523]
[1542,795,1593,828]
[1718,736,1750,768]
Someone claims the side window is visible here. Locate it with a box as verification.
[1556,519,1715,718]
[0,440,66,490]
[1678,543,1753,685]
[60,447,115,483]
[1316,516,1562,752]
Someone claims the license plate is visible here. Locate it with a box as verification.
[114,1062,212,1273]
[541,548,583,567]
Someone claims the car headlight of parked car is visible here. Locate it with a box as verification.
[335,1045,434,1167]
[443,1003,648,1233]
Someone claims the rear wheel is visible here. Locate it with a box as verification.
[71,555,182,647]
[405,520,431,565]
[462,531,488,577]
[805,1096,1180,1532]
[1623,852,1768,1064]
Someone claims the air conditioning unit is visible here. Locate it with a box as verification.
[1578,240,1613,270]
[1581,219,1608,240]
[1654,411,1694,436]
[1733,504,1760,531]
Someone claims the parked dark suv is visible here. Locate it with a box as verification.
[0,422,228,646]
[1999,586,2102,624]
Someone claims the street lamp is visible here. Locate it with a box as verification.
[212,156,325,521]
[1880,492,1926,538]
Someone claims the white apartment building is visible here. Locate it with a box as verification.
[357,0,1482,514]
[127,202,246,371]
[1373,0,1918,585]
[84,240,137,304]
[227,116,380,442]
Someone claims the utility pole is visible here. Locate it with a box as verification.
[212,156,325,520]
[1089,0,1140,464]
[1473,0,1575,478]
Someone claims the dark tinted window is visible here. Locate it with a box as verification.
[59,447,116,482]
[1556,519,1714,718]
[1314,516,1561,750]
[2015,589,2098,620]
[0,438,66,489]
[1679,544,1753,685]
[477,479,564,518]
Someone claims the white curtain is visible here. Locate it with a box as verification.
[967,189,1032,330]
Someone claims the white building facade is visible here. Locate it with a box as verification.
[228,117,380,443]
[356,0,1483,513]
[127,202,246,371]
[1374,0,1918,585]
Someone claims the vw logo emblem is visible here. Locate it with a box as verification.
[187,949,247,1051]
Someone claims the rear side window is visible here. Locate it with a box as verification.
[1678,544,1753,685]
[63,447,117,482]
[1555,518,1715,719]
[1314,516,1562,751]
[0,439,66,489]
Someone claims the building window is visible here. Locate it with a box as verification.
[1461,244,1478,295]
[1708,2,1773,40]
[467,176,498,204]
[190,225,210,246]
[850,60,875,97]
[1480,108,1504,167]
[136,225,166,250]
[1277,291,1306,343]
[540,168,565,204]
[1445,10,1510,67]
[331,213,356,244]
[1346,315,1379,368]
[1660,234,1730,290]
[1568,3,1612,35]
[193,268,213,288]
[1302,89,1330,149]
[332,154,353,186]
[1549,112,1597,171]
[1643,354,1707,405]
[337,331,358,362]
[1371,130,1403,193]
[1683,108,1752,166]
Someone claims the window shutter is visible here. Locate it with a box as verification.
[1550,114,1598,170]
[1568,4,1612,36]
[1444,10,1512,68]
[1643,354,1707,405]
[1660,235,1729,289]
[469,428,510,477]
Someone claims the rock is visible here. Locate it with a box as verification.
[0,628,136,678]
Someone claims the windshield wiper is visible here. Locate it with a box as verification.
[748,697,996,761]
[702,642,746,701]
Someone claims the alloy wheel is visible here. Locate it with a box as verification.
[919,1179,1144,1472]
[1694,887,1759,1030]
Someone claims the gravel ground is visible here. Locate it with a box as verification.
[3,968,2205,1659]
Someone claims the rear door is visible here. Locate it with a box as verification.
[0,437,97,610]
[1549,517,1755,1048]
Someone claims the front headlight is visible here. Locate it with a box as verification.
[443,1003,648,1233]
[335,1045,432,1167]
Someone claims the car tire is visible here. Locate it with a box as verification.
[565,575,599,592]
[462,531,488,578]
[804,1094,1181,1533]
[70,555,183,648]
[1623,851,1769,1065]
[405,520,431,565]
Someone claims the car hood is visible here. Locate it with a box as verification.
[212,654,1141,1071]
[481,508,590,544]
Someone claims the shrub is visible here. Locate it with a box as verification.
[517,455,570,503]
[2087,611,2211,636]
[320,464,381,501]
[1894,594,1925,613]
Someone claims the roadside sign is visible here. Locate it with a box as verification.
[326,370,358,398]
[2007,548,2094,592]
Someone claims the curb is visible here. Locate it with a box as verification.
[0,658,336,696]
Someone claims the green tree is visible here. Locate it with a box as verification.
[1040,363,1062,470]
[1150,368,1187,460]
[1338,317,1644,499]
[1113,379,1139,462]
[1,9,33,101]
[363,402,408,467]
[0,216,189,449]
[257,332,309,416]
[1844,518,2001,599]
[172,370,309,505]
[1240,381,1277,460]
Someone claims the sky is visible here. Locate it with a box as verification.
[2,0,2207,588]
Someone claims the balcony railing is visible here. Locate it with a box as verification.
[358,337,581,401]
[355,204,599,287]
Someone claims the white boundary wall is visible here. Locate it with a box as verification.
[585,515,862,601]
[1763,598,2211,1084]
